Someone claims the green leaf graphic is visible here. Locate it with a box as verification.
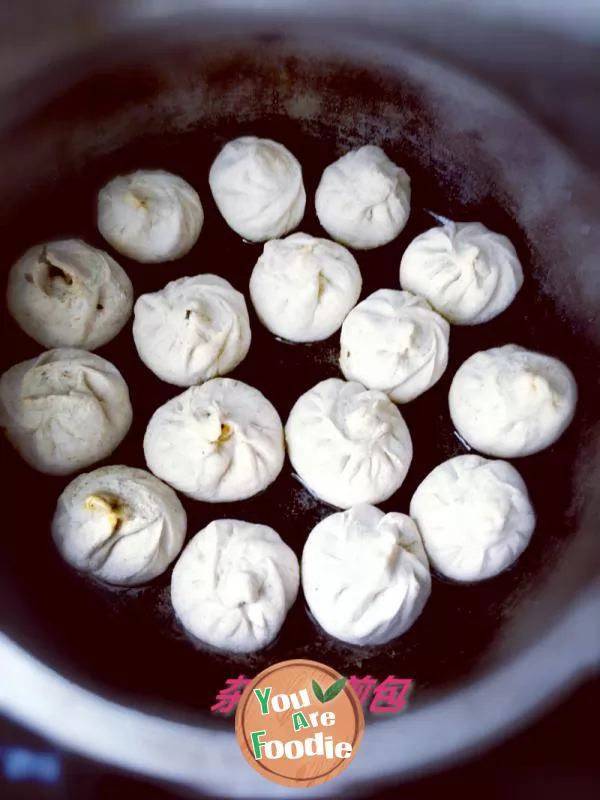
[312,679,325,703]
[323,677,347,703]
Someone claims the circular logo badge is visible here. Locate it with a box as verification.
[235,659,365,788]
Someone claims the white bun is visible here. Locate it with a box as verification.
[410,454,535,582]
[400,222,523,324]
[7,239,133,350]
[97,169,203,263]
[285,377,413,509]
[340,289,450,403]
[144,378,285,502]
[171,519,299,653]
[315,145,411,250]
[249,232,362,343]
[209,137,306,242]
[0,348,132,475]
[133,274,251,387]
[302,504,431,646]
[52,466,187,587]
[449,344,577,457]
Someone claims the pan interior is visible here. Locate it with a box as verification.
[0,30,598,726]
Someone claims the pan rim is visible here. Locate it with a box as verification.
[1,582,598,795]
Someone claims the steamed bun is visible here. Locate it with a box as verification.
[399,222,523,324]
[449,345,577,457]
[97,169,203,263]
[209,136,306,242]
[340,289,450,403]
[6,239,133,350]
[52,466,187,587]
[133,274,251,387]
[171,519,299,653]
[302,504,431,646]
[410,454,535,582]
[144,378,285,502]
[285,378,413,509]
[249,232,362,342]
[0,348,132,475]
[315,145,411,249]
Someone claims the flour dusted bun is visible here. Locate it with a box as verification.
[399,222,523,324]
[249,232,362,343]
[6,239,133,350]
[0,349,132,475]
[209,137,306,242]
[449,345,577,458]
[133,275,251,387]
[144,378,284,502]
[340,289,450,404]
[410,455,535,582]
[315,145,411,250]
[97,169,203,262]
[302,504,431,646]
[52,466,186,587]
[285,378,413,509]
[171,519,299,653]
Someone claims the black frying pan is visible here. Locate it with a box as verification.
[0,12,598,787]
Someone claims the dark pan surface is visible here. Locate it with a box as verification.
[0,35,598,728]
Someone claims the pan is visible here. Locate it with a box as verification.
[0,5,598,796]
